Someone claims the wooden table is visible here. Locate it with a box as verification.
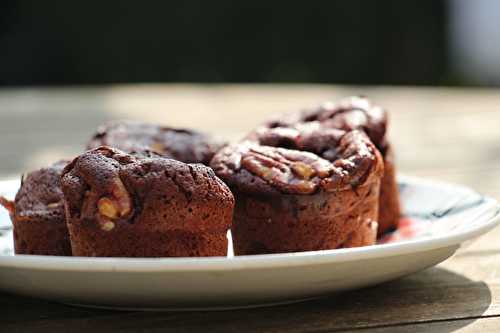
[1,85,500,332]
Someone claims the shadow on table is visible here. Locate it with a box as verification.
[1,267,492,332]
[166,266,491,332]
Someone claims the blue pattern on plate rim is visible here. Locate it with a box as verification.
[380,179,500,243]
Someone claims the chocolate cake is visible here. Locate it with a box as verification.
[0,161,71,256]
[87,121,225,165]
[254,96,400,235]
[211,126,384,255]
[61,146,234,257]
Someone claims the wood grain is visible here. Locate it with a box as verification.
[340,317,500,333]
[1,84,500,331]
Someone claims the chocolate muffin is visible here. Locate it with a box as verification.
[87,121,225,165]
[61,146,234,257]
[211,127,384,255]
[255,96,400,235]
[0,161,71,256]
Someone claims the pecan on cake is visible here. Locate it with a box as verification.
[254,96,400,235]
[212,124,383,255]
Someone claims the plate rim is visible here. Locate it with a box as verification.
[0,175,499,272]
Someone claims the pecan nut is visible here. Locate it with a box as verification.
[240,145,333,194]
[96,178,132,231]
[97,197,119,219]
[110,178,132,217]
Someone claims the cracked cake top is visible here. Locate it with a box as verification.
[87,121,226,165]
[211,126,383,196]
[61,146,234,233]
[0,160,68,223]
[258,96,389,154]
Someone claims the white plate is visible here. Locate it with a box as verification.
[0,176,498,310]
